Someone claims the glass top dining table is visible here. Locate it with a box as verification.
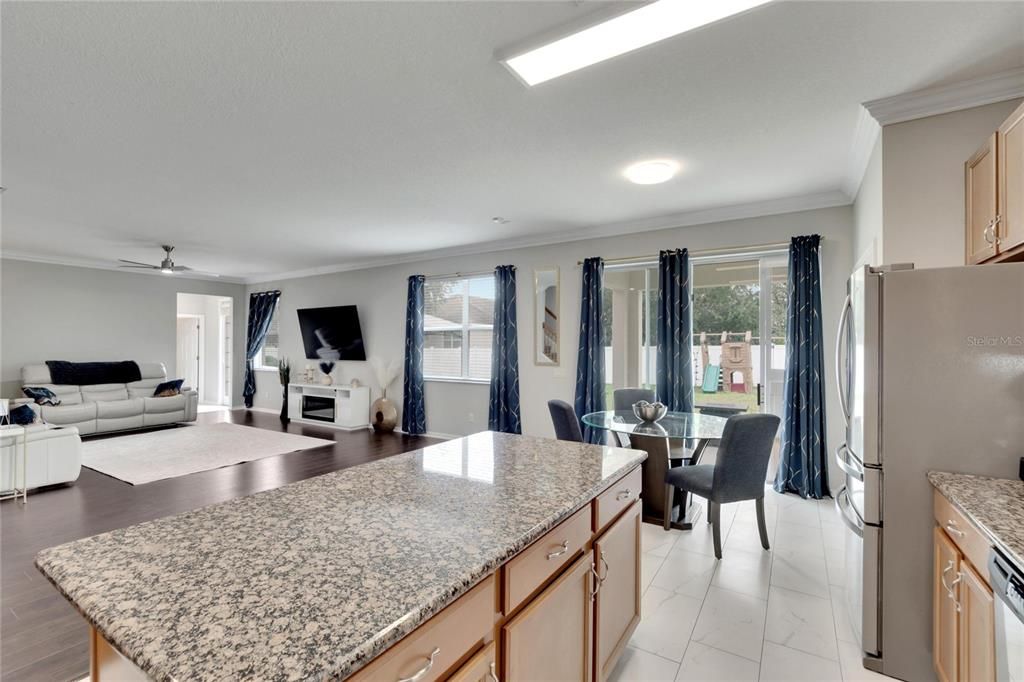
[580,410,728,441]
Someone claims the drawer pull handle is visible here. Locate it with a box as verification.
[945,520,965,538]
[397,647,440,682]
[615,489,632,501]
[488,662,500,682]
[547,541,569,560]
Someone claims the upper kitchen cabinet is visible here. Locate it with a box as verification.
[966,100,1024,264]
[965,133,998,264]
[997,101,1024,259]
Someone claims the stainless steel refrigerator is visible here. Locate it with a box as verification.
[834,262,1024,681]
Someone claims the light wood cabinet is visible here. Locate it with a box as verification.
[966,133,999,264]
[998,101,1024,258]
[932,490,996,682]
[934,526,960,682]
[448,642,498,682]
[593,501,641,681]
[503,551,595,682]
[966,100,1024,264]
[958,561,995,682]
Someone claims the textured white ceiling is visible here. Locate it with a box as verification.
[2,1,1023,280]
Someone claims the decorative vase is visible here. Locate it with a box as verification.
[280,386,289,423]
[320,373,334,386]
[371,392,398,433]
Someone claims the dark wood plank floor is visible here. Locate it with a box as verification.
[0,410,440,681]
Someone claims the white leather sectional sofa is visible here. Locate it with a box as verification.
[0,425,82,491]
[15,362,198,436]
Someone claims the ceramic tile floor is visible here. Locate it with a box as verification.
[608,487,895,682]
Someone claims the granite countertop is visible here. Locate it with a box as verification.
[36,431,646,682]
[927,471,1024,569]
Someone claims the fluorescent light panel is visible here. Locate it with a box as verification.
[504,0,771,86]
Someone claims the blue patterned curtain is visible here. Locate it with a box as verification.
[774,235,829,499]
[656,249,694,413]
[243,290,281,408]
[489,266,522,434]
[402,275,427,435]
[574,257,605,444]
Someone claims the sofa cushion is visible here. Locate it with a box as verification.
[40,402,97,425]
[144,394,186,414]
[81,386,129,402]
[153,379,185,397]
[10,404,36,425]
[96,398,144,420]
[23,386,61,406]
[20,384,82,405]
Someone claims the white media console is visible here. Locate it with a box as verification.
[287,383,370,430]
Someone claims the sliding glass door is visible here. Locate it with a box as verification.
[604,251,788,418]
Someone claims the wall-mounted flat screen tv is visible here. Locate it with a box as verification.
[296,305,366,361]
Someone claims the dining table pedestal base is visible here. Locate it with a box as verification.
[631,433,713,531]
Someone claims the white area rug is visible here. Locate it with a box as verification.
[81,423,335,485]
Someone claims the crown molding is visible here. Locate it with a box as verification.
[244,189,851,284]
[0,250,246,284]
[863,66,1024,126]
[842,105,881,200]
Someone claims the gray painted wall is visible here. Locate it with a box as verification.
[246,205,853,489]
[0,259,246,404]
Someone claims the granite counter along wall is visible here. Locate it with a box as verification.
[35,432,646,681]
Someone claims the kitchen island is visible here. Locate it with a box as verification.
[35,431,646,681]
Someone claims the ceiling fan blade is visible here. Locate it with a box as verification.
[118,259,157,267]
[172,265,193,272]
[119,264,159,269]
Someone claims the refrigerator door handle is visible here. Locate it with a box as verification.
[835,485,864,538]
[835,293,852,425]
[835,442,864,481]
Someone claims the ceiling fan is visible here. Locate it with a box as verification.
[118,245,192,274]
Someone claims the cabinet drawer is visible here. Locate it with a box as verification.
[448,642,497,682]
[504,504,592,614]
[933,490,991,583]
[349,574,495,682]
[594,467,642,532]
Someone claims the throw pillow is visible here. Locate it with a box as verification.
[10,404,36,425]
[153,379,185,398]
[22,386,61,406]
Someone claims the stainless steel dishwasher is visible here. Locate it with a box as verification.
[990,549,1024,682]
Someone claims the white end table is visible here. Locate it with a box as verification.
[0,424,28,504]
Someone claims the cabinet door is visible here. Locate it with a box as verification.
[999,102,1024,255]
[594,501,641,681]
[958,561,995,682]
[503,552,594,682]
[448,642,498,682]
[934,527,961,682]
[966,133,999,264]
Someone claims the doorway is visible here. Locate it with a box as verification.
[602,251,788,419]
[176,293,233,408]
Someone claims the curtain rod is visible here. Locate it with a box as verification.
[576,240,802,266]
[422,266,510,281]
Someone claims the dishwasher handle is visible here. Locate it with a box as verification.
[990,549,1024,622]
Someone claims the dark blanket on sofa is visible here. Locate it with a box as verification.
[46,360,142,385]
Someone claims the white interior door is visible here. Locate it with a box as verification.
[176,316,201,394]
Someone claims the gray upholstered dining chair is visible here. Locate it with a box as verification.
[547,400,584,442]
[663,413,780,559]
[613,387,655,411]
[612,388,655,447]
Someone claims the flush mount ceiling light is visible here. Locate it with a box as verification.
[623,159,680,185]
[501,0,771,86]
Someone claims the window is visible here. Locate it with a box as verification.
[423,275,495,381]
[253,302,280,369]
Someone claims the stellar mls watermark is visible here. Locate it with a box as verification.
[965,335,1024,347]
